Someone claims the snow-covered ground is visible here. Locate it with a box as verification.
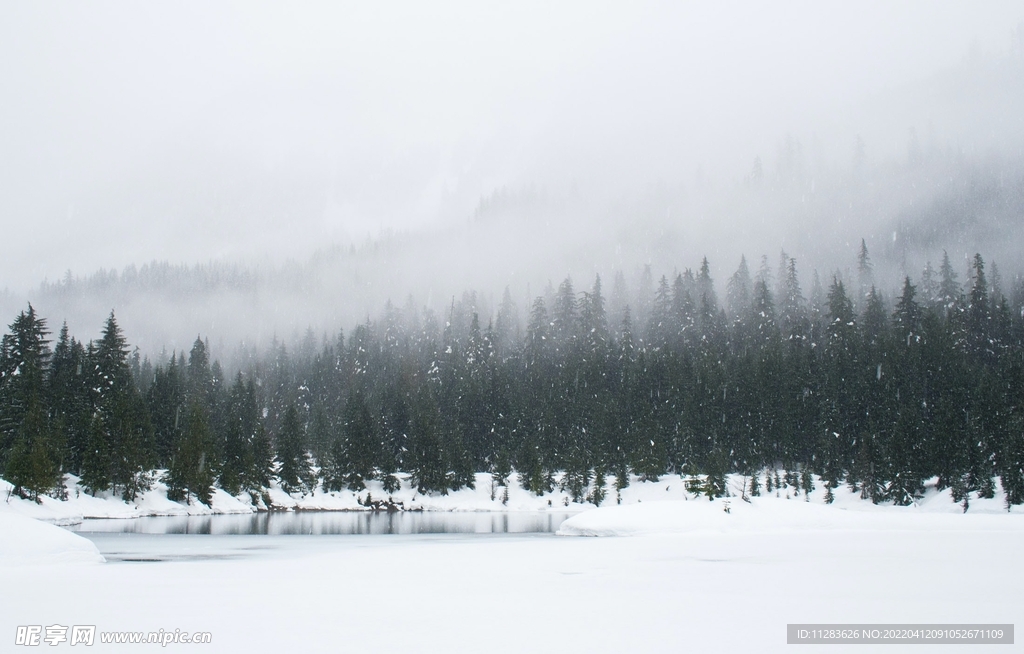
[2,473,1022,652]
[4,469,1021,525]
[0,474,255,524]
[2,471,593,523]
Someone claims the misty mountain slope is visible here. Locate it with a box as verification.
[8,43,1024,351]
[5,34,1024,355]
[4,11,1024,295]
[8,144,1024,357]
[888,159,1024,268]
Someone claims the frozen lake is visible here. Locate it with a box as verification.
[68,511,576,563]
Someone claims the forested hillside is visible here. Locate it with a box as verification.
[2,244,1023,511]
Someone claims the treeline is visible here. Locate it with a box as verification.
[2,244,1024,511]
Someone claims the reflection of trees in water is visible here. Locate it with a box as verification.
[76,511,574,536]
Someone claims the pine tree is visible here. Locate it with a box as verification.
[857,239,874,306]
[919,261,941,310]
[0,306,62,500]
[648,275,672,347]
[165,400,215,505]
[591,467,607,506]
[493,286,520,357]
[219,373,251,495]
[800,467,814,497]
[893,278,921,342]
[966,253,991,360]
[778,257,807,340]
[579,275,609,352]
[48,324,90,477]
[248,420,276,491]
[998,363,1024,508]
[748,468,761,497]
[276,404,313,494]
[938,250,961,316]
[407,388,452,494]
[340,390,378,490]
[491,447,512,487]
[818,278,857,489]
[748,278,778,349]
[552,276,578,350]
[726,256,753,322]
[90,313,153,501]
[525,297,549,365]
[186,337,215,406]
[147,354,184,468]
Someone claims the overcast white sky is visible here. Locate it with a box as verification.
[2,1,1023,293]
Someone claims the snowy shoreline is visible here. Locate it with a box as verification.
[4,468,1023,528]
[2,471,594,524]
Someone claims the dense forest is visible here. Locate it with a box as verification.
[2,242,1023,511]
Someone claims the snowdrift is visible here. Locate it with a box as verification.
[0,510,104,566]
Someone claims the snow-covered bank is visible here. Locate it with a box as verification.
[559,474,1024,536]
[0,475,254,524]
[4,470,1022,527]
[0,511,104,566]
[0,471,594,524]
[2,470,602,523]
[556,494,1024,537]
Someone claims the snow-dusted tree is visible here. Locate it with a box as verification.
[0,305,63,500]
[276,404,313,494]
[165,400,215,505]
[86,312,153,500]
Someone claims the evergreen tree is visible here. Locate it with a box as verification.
[493,286,520,356]
[340,390,378,490]
[857,238,874,305]
[818,278,857,490]
[726,256,753,322]
[79,406,111,495]
[552,276,578,350]
[777,257,807,341]
[406,388,452,494]
[0,306,62,500]
[938,250,961,316]
[487,444,510,490]
[248,420,276,491]
[648,275,672,347]
[219,372,254,495]
[147,354,185,467]
[165,400,216,505]
[671,273,696,350]
[966,253,992,360]
[48,323,89,477]
[579,275,609,352]
[90,312,154,500]
[748,469,761,497]
[276,404,313,493]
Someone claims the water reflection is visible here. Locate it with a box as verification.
[70,511,574,536]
